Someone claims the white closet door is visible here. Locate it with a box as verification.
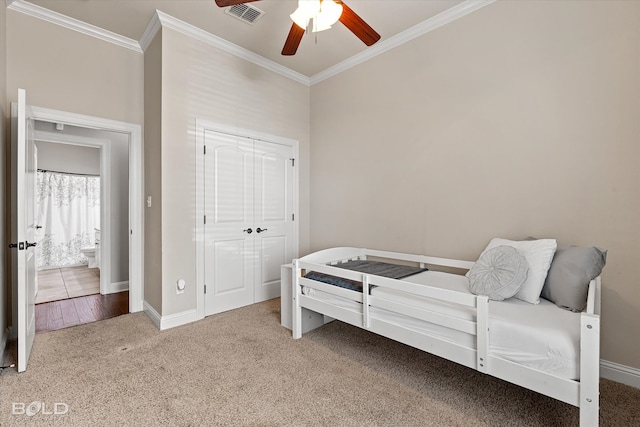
[204,131,255,315]
[253,141,294,302]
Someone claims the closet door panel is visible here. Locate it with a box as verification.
[254,141,294,302]
[204,131,254,315]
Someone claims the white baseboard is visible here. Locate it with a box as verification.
[104,280,129,294]
[143,301,198,331]
[143,301,162,329]
[601,359,640,390]
[159,309,198,330]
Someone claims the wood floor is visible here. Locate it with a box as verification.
[36,291,129,333]
[35,265,128,333]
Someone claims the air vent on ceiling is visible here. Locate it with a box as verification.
[225,3,265,25]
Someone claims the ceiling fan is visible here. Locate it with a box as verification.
[215,0,381,55]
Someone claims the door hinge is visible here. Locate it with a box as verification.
[292,213,295,221]
[204,145,207,155]
[290,158,295,167]
[204,285,207,294]
[204,215,206,225]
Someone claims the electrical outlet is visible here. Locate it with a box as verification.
[176,279,186,295]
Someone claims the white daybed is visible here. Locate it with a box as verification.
[292,246,602,427]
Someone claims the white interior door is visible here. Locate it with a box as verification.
[204,131,255,315]
[12,88,37,372]
[253,141,294,302]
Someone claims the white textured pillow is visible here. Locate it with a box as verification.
[467,245,529,301]
[471,238,557,304]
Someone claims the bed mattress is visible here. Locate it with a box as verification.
[302,270,582,379]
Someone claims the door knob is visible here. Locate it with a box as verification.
[243,228,253,234]
[256,228,268,233]
[26,242,37,248]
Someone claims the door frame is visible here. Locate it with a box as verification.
[195,118,299,320]
[19,105,143,315]
[33,130,113,296]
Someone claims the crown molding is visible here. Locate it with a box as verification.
[151,10,310,86]
[310,0,496,85]
[139,9,162,52]
[6,0,142,53]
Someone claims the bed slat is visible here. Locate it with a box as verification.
[487,356,580,406]
[299,294,362,327]
[299,277,363,302]
[368,318,477,369]
[369,296,478,335]
[369,275,477,307]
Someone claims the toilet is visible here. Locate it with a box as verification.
[81,229,101,270]
[81,246,98,269]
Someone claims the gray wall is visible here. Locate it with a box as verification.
[310,0,640,369]
[143,30,162,313]
[36,140,100,175]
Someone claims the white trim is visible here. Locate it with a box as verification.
[159,309,199,331]
[29,106,144,313]
[6,0,143,53]
[144,301,198,331]
[152,10,310,85]
[105,280,129,294]
[33,130,112,297]
[601,359,640,390]
[195,118,300,321]
[144,299,198,331]
[139,9,162,52]
[143,301,161,329]
[309,0,496,85]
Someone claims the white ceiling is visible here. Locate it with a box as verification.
[19,0,472,78]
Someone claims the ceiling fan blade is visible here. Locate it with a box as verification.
[215,0,260,7]
[282,23,305,56]
[338,2,381,46]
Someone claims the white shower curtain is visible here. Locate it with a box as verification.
[36,170,100,269]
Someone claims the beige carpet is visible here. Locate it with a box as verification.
[1,298,638,426]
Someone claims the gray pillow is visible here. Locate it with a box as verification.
[468,245,529,301]
[540,246,607,311]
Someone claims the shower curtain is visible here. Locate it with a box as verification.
[36,170,100,269]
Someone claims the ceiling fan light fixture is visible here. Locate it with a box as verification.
[290,0,342,32]
[291,0,320,29]
[312,0,343,32]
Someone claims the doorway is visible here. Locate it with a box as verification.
[11,103,143,341]
[31,122,130,331]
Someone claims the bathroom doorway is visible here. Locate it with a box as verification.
[34,136,101,303]
[32,121,129,331]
